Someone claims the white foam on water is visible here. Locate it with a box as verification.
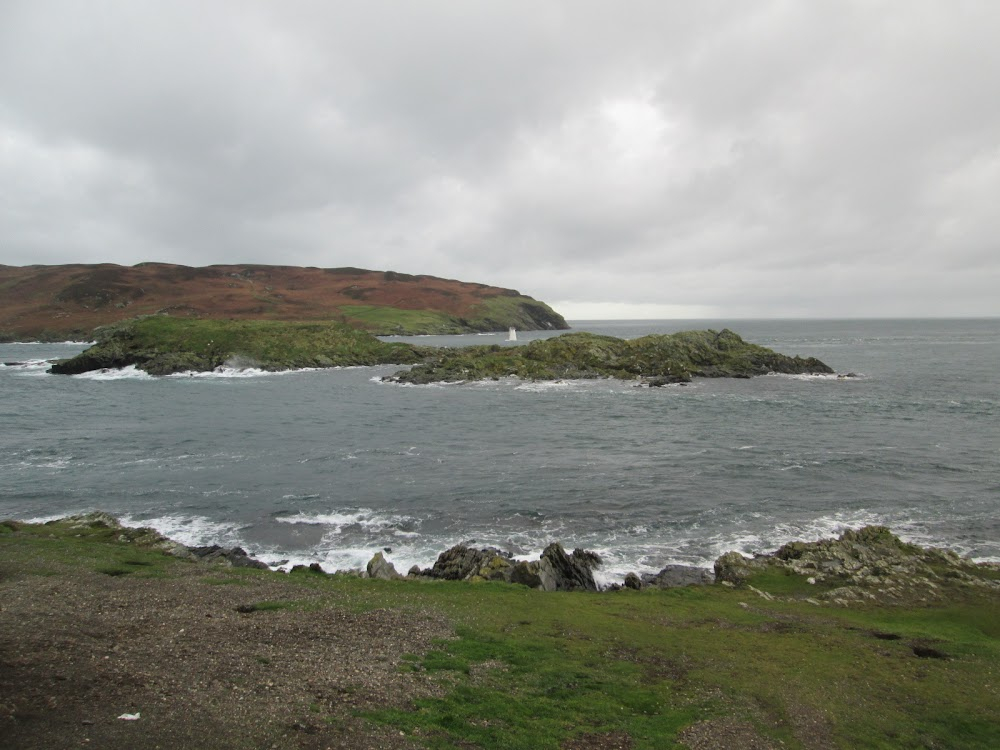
[764,372,842,381]
[3,340,94,346]
[166,366,318,379]
[73,365,154,381]
[514,380,574,392]
[275,509,420,536]
[2,359,51,371]
[118,514,250,549]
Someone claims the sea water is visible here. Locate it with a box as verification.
[2,319,998,585]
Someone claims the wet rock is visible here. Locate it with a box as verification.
[623,572,642,590]
[645,373,691,386]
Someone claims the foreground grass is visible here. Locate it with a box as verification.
[2,520,998,749]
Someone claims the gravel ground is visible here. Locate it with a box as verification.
[0,560,452,750]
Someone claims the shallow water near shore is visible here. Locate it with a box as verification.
[2,318,998,584]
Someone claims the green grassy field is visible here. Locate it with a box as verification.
[2,519,997,749]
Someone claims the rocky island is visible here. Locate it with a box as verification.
[385,328,834,384]
[47,317,431,376]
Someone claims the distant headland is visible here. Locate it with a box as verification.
[0,262,569,341]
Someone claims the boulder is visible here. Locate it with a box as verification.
[713,551,760,586]
[366,551,402,580]
[642,564,714,589]
[623,572,642,590]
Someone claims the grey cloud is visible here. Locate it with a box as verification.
[1,1,998,317]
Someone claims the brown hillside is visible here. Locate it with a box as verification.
[0,263,568,340]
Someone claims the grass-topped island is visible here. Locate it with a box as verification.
[1,515,998,749]
[48,316,835,382]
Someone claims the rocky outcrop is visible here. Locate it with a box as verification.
[713,525,1000,605]
[425,544,514,582]
[188,545,270,570]
[366,552,403,580]
[421,542,601,591]
[50,512,270,569]
[535,544,601,592]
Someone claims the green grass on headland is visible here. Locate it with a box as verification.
[2,518,997,749]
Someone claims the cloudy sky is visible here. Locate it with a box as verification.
[2,1,998,318]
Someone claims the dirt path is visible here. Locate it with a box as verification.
[0,562,451,749]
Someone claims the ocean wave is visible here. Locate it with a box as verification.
[274,508,421,536]
[764,372,845,381]
[72,365,154,381]
[2,340,95,346]
[118,513,251,549]
[1,359,52,371]
[166,365,320,379]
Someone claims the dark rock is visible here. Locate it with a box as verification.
[641,564,713,589]
[536,543,600,592]
[308,562,325,574]
[646,374,692,387]
[187,544,269,570]
[407,565,423,577]
[428,544,512,581]
[508,561,543,588]
[623,572,643,590]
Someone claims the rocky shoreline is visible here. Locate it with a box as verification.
[35,512,1000,607]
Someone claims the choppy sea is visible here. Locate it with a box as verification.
[2,319,997,586]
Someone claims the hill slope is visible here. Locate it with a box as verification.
[0,263,568,340]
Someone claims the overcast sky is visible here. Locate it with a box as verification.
[2,2,998,318]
